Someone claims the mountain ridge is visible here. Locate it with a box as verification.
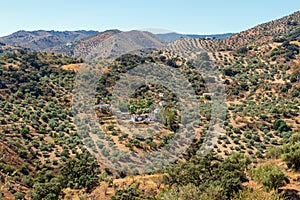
[51,29,165,60]
[0,29,234,52]
[0,30,99,51]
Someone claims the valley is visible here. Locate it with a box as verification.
[0,11,299,200]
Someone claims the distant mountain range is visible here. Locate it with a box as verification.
[0,30,99,51]
[0,30,233,53]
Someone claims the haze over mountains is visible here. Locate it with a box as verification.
[0,29,232,53]
[0,30,99,51]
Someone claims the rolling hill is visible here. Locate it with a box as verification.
[51,29,165,60]
[0,30,99,51]
[0,11,299,200]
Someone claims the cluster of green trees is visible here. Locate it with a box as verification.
[271,41,300,61]
[111,152,288,200]
[31,153,100,200]
[0,49,90,198]
[267,132,300,171]
[162,153,250,200]
[0,22,299,199]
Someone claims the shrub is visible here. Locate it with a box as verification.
[282,142,300,171]
[273,119,291,133]
[106,124,114,131]
[232,188,283,200]
[158,184,222,200]
[59,153,100,192]
[20,126,30,137]
[266,146,284,159]
[14,192,25,200]
[250,163,289,191]
[31,179,62,200]
[237,46,248,54]
[111,183,154,200]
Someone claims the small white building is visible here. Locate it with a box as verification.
[66,43,73,47]
[202,93,214,97]
[159,101,167,107]
[131,114,156,122]
[94,104,111,109]
[159,93,166,98]
[154,108,160,114]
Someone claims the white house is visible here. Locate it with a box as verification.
[154,108,160,114]
[94,104,111,109]
[66,43,73,47]
[202,93,214,97]
[131,114,156,123]
[159,101,167,107]
[159,93,166,98]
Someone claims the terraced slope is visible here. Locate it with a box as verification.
[0,11,299,200]
[52,30,165,60]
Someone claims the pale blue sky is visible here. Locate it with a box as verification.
[1,0,299,36]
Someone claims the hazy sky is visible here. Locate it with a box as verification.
[1,0,299,36]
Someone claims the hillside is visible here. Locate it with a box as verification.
[0,11,299,200]
[198,11,300,52]
[156,32,233,42]
[51,30,165,60]
[0,30,99,51]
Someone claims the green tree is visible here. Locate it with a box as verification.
[31,178,62,200]
[20,127,30,137]
[164,153,249,199]
[250,163,289,191]
[273,119,291,133]
[158,108,176,131]
[282,142,300,171]
[111,183,154,200]
[60,153,100,192]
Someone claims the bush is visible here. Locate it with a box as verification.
[250,163,289,191]
[158,184,222,200]
[111,183,154,200]
[237,46,248,54]
[31,179,62,200]
[266,146,284,159]
[289,132,300,144]
[59,153,100,192]
[273,119,291,133]
[14,192,25,200]
[164,153,249,199]
[282,142,300,171]
[232,188,284,200]
[20,126,30,137]
[106,124,115,131]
